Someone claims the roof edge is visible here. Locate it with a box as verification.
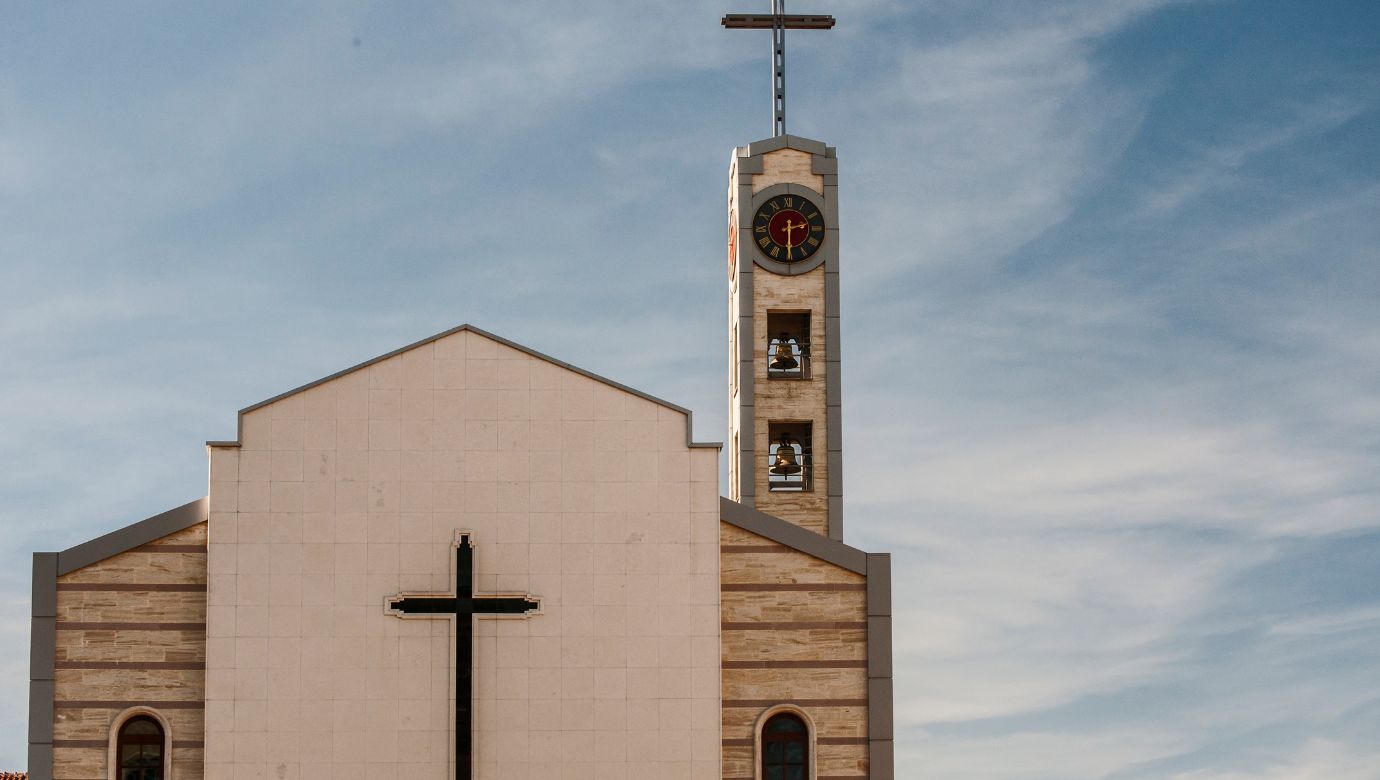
[206,323,722,452]
[719,497,867,574]
[54,497,208,576]
[740,134,834,158]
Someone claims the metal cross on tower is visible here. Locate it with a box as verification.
[384,532,541,780]
[722,1,835,137]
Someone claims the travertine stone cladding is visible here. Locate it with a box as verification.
[52,522,207,780]
[751,149,825,195]
[205,329,723,780]
[719,522,868,779]
[726,151,745,508]
[752,265,830,534]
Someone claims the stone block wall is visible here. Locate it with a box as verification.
[750,149,825,195]
[719,522,868,778]
[750,264,831,535]
[728,141,841,540]
[203,328,723,780]
[51,522,208,779]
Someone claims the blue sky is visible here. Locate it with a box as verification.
[2,1,1379,776]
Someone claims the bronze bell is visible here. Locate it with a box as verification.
[769,435,802,475]
[769,333,799,371]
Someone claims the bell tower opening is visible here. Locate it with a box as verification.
[767,421,813,492]
[767,311,811,379]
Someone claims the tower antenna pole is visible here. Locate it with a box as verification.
[722,3,834,138]
[773,0,786,136]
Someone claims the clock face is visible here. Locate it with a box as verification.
[752,194,826,263]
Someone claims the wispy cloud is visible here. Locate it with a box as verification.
[2,1,1378,776]
[1165,739,1380,780]
[833,0,1177,287]
[1135,96,1366,217]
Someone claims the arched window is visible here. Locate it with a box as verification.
[115,715,165,780]
[761,711,809,780]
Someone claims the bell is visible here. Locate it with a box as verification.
[769,436,802,475]
[769,334,799,371]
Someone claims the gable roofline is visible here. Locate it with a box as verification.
[51,497,208,576]
[719,497,867,574]
[206,323,721,451]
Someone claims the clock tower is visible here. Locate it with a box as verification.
[727,134,843,540]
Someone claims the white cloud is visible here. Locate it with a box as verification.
[906,727,1188,780]
[1264,606,1380,638]
[1136,97,1367,217]
[1168,739,1380,780]
[855,415,1374,534]
[888,523,1263,722]
[836,0,1178,286]
[2,1,1379,776]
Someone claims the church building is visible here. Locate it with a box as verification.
[27,103,894,780]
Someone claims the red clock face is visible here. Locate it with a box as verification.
[752,195,826,262]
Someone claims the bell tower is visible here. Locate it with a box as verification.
[727,134,842,539]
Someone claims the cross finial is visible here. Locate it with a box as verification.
[723,1,835,137]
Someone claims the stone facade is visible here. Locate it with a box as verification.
[202,327,723,780]
[51,522,207,780]
[721,134,892,780]
[719,523,868,778]
[728,137,844,541]
[749,149,825,196]
[28,132,892,780]
[748,264,830,534]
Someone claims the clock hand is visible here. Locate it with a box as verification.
[785,219,803,248]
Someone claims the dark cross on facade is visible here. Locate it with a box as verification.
[723,0,835,137]
[384,532,541,780]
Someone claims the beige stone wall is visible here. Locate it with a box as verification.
[205,329,722,780]
[751,265,830,535]
[751,149,824,195]
[728,145,834,537]
[727,153,744,507]
[52,522,208,780]
[719,523,868,779]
